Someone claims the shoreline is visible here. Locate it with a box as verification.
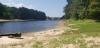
[22,20,64,36]
[0,20,66,48]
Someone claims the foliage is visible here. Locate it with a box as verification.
[0,3,47,20]
[63,0,100,21]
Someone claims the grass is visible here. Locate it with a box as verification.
[32,19,100,48]
[48,19,100,48]
[48,38,62,48]
[33,41,44,48]
[48,31,87,48]
[68,19,100,37]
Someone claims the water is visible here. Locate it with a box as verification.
[0,20,59,34]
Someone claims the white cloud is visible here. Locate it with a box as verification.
[0,0,33,9]
[14,3,33,9]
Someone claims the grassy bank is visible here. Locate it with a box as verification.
[68,19,100,37]
[40,20,100,48]
[55,20,100,48]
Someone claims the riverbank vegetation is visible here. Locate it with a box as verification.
[32,20,100,48]
[63,0,100,36]
[68,19,100,37]
[0,3,46,20]
[54,0,100,48]
[63,0,100,21]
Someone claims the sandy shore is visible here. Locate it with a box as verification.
[0,20,66,48]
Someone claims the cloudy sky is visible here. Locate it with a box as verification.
[0,0,67,17]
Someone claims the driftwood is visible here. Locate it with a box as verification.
[0,32,22,38]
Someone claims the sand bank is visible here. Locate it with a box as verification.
[0,20,66,48]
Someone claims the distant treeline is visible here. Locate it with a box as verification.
[63,0,100,21]
[0,3,47,20]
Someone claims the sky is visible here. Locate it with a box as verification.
[0,0,67,17]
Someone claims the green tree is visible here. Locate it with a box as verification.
[0,3,47,20]
[63,0,100,21]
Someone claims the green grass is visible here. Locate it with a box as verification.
[32,20,100,48]
[48,38,62,48]
[47,19,100,48]
[68,19,100,37]
[48,31,87,48]
[33,41,44,48]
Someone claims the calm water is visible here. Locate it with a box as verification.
[0,20,59,34]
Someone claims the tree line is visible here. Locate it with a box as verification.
[63,0,100,21]
[0,3,47,20]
